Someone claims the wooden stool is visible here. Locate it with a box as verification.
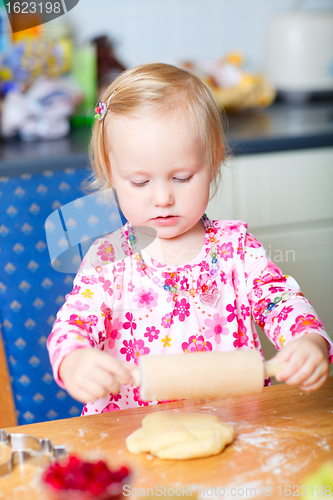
[0,327,17,427]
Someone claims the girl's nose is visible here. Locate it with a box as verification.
[152,182,174,207]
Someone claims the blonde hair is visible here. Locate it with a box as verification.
[89,62,228,198]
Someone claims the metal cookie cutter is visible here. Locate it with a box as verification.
[0,429,67,478]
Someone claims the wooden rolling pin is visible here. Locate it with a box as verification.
[131,350,286,401]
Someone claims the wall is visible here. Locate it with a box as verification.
[44,0,333,71]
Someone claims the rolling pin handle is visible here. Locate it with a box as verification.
[264,361,288,378]
[131,368,141,387]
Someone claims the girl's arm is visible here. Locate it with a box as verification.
[47,230,132,402]
[244,230,332,390]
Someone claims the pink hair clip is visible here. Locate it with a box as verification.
[94,91,115,121]
[94,101,108,121]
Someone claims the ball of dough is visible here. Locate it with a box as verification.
[126,411,235,460]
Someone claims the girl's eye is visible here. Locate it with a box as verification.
[131,176,192,187]
[175,176,192,183]
[132,181,148,188]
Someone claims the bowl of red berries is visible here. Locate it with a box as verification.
[41,454,131,500]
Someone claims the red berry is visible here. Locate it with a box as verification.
[43,454,130,495]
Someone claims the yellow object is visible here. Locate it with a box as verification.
[12,25,42,43]
[303,461,333,498]
[58,38,72,74]
[224,52,244,66]
[0,67,12,80]
[210,74,276,111]
[0,36,72,86]
[187,51,277,111]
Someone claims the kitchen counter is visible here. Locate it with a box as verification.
[1,377,333,500]
[226,99,333,155]
[1,100,333,177]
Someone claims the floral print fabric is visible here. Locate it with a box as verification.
[47,220,333,415]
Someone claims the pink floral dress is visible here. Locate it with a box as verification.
[47,220,333,415]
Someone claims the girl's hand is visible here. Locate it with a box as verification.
[59,348,134,403]
[270,332,330,392]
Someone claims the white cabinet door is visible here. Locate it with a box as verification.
[207,147,333,365]
[208,147,333,225]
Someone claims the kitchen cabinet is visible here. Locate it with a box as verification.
[207,147,333,363]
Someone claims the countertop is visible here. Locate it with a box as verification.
[1,99,333,177]
[1,377,333,500]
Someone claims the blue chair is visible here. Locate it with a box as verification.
[0,167,126,424]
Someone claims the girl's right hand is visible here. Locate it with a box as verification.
[59,348,134,403]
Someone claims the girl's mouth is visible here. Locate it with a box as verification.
[153,216,179,226]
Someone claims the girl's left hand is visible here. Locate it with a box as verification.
[270,332,330,392]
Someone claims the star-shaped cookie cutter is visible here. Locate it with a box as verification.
[0,428,67,478]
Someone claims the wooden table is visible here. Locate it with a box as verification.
[1,378,333,500]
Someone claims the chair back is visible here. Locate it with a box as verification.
[0,167,126,424]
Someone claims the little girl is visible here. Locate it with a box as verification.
[47,63,332,415]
